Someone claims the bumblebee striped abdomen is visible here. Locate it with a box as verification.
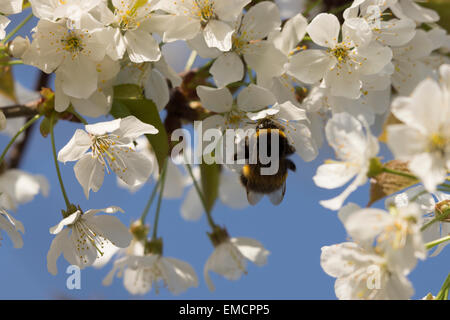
[238,118,297,205]
[241,163,288,194]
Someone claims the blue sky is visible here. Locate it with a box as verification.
[0,10,448,300]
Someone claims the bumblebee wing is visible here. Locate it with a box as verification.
[268,182,286,206]
[247,190,264,206]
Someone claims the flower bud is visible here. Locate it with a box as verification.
[7,36,30,58]
[207,226,229,247]
[436,200,450,222]
[129,219,149,240]
[145,237,163,255]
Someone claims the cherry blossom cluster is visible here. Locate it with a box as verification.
[0,0,449,299]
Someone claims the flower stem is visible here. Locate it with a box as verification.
[382,167,417,180]
[70,110,88,125]
[425,235,450,250]
[1,60,23,66]
[436,273,450,300]
[50,112,71,209]
[151,159,168,240]
[0,113,42,165]
[421,208,450,232]
[184,162,217,230]
[140,177,162,224]
[2,12,33,44]
[304,0,321,15]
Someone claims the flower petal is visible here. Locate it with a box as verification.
[231,237,269,266]
[210,52,244,87]
[287,49,334,84]
[144,69,170,111]
[237,84,276,112]
[57,129,92,163]
[118,115,159,139]
[241,1,281,40]
[196,86,233,113]
[49,211,81,235]
[203,20,234,52]
[47,228,70,275]
[124,29,161,63]
[74,154,105,199]
[307,13,340,48]
[181,186,204,221]
[86,214,132,248]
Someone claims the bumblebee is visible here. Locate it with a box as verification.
[238,118,296,205]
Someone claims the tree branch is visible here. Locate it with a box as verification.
[7,71,49,168]
[1,99,42,118]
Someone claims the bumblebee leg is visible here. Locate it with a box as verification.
[286,159,296,172]
[285,143,296,156]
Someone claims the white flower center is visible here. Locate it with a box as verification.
[224,108,247,129]
[73,219,108,264]
[330,45,350,63]
[90,134,134,178]
[232,34,249,55]
[117,10,141,31]
[42,24,92,60]
[428,132,449,156]
[134,258,166,294]
[192,0,216,24]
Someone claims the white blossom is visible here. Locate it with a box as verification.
[22,15,111,99]
[259,13,308,106]
[204,235,269,291]
[158,0,251,52]
[313,113,379,210]
[58,116,158,198]
[288,13,392,99]
[343,0,416,47]
[29,0,101,26]
[0,169,49,211]
[97,0,163,63]
[0,0,22,14]
[339,202,426,274]
[189,1,286,87]
[47,206,132,275]
[387,64,450,192]
[390,0,439,23]
[115,57,181,111]
[197,83,276,133]
[54,56,120,117]
[103,251,198,295]
[321,242,414,300]
[0,208,24,248]
[386,186,450,257]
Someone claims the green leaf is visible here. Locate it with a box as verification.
[422,0,450,32]
[39,117,51,138]
[110,99,132,119]
[111,98,169,172]
[200,162,221,213]
[113,84,144,100]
